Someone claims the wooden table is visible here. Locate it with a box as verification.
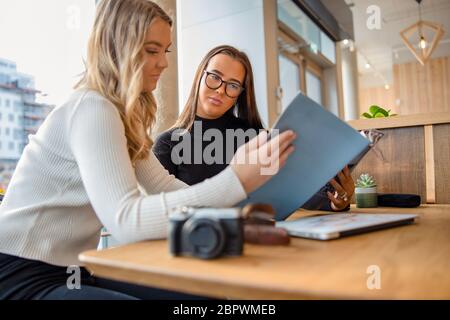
[79,205,450,299]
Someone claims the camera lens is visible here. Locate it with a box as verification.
[183,218,225,259]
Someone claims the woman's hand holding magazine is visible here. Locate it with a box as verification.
[230,130,296,194]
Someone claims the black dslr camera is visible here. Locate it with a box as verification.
[168,207,244,259]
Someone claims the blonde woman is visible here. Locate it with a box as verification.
[0,0,295,300]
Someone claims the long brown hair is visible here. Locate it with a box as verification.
[75,0,172,165]
[174,45,264,131]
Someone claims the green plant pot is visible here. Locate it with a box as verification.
[355,187,378,208]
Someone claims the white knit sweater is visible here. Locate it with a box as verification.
[0,89,247,267]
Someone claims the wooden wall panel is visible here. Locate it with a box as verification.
[358,56,450,116]
[359,86,398,116]
[424,125,436,203]
[395,56,450,115]
[434,124,450,204]
[351,127,427,203]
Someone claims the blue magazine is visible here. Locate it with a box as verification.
[239,93,370,220]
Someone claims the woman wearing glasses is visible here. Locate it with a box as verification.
[153,45,264,186]
[153,46,355,211]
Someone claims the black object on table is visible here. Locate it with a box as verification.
[377,194,421,208]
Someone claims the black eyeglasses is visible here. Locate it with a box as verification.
[203,70,244,98]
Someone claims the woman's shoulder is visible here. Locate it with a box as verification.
[66,89,120,118]
[77,89,115,108]
[154,127,186,147]
[63,89,124,135]
[227,114,261,131]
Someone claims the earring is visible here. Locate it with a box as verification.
[233,103,239,116]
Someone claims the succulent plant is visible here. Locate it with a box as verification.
[362,105,397,119]
[356,173,376,188]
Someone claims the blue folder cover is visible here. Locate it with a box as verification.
[239,93,370,221]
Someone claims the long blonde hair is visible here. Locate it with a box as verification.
[75,0,172,165]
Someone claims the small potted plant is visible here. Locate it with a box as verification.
[362,105,397,119]
[355,173,378,208]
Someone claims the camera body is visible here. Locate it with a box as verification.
[168,207,244,259]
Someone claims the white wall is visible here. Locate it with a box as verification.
[323,67,339,117]
[176,0,269,125]
[340,44,359,120]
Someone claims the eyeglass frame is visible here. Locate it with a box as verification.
[202,70,245,98]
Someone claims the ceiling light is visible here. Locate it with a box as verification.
[419,36,428,49]
[349,44,355,52]
[394,51,399,59]
[399,0,445,65]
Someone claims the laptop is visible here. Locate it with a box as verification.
[276,213,418,240]
[238,92,418,239]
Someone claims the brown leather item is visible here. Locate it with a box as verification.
[242,203,290,246]
[242,204,276,226]
[244,224,291,246]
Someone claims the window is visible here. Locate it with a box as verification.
[277,1,336,115]
[320,31,336,64]
[13,129,22,140]
[1,0,96,190]
[16,116,24,126]
[0,141,2,149]
[0,1,96,107]
[279,54,301,110]
[277,1,320,51]
[306,70,322,105]
[19,143,26,153]
[13,101,22,112]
